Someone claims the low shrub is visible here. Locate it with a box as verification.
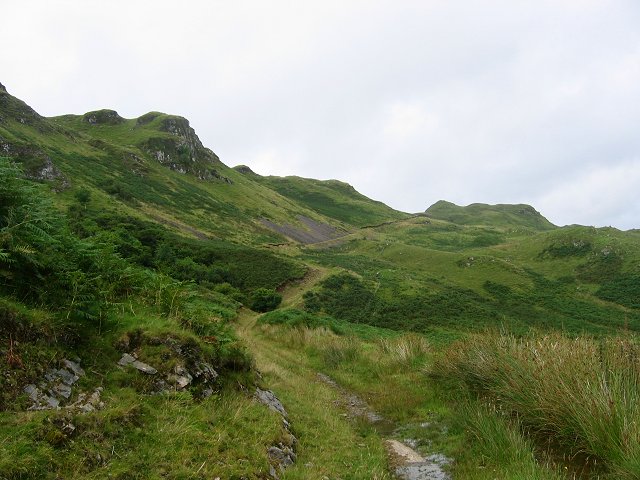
[248,288,282,313]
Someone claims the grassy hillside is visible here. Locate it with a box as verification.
[3,83,640,479]
[245,170,409,227]
[426,200,556,231]
[301,215,640,337]
[1,85,403,246]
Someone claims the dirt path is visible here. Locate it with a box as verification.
[235,268,452,479]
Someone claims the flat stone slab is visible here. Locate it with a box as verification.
[386,440,451,480]
[386,439,424,463]
[118,353,157,374]
[63,359,85,377]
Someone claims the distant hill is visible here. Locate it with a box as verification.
[239,170,408,227]
[425,200,556,231]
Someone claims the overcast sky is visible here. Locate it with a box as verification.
[2,1,639,229]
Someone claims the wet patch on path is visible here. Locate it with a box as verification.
[316,373,452,479]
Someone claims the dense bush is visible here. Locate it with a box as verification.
[303,272,496,331]
[597,274,640,309]
[72,212,306,294]
[303,270,640,335]
[0,158,143,319]
[249,288,282,312]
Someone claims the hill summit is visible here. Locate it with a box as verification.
[426,200,555,230]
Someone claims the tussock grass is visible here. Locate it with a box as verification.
[377,333,430,365]
[436,332,640,478]
[455,402,564,480]
[260,323,430,371]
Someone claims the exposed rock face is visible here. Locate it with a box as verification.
[0,82,54,133]
[115,334,219,397]
[0,83,69,189]
[83,109,125,125]
[233,164,258,176]
[255,387,288,417]
[28,155,69,190]
[0,140,68,188]
[268,445,296,468]
[142,116,231,182]
[117,353,158,374]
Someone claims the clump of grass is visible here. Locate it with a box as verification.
[377,333,429,366]
[435,332,640,478]
[260,324,363,368]
[455,402,564,480]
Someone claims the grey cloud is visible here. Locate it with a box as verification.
[1,0,639,228]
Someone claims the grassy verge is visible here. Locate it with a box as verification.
[435,331,640,479]
[0,277,279,479]
[452,402,564,480]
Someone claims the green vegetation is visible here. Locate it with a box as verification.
[254,174,408,227]
[253,315,562,478]
[0,158,293,479]
[300,269,640,337]
[426,200,556,230]
[248,288,282,312]
[258,308,396,339]
[436,331,640,479]
[2,85,640,479]
[597,274,640,308]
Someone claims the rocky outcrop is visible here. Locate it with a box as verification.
[83,109,125,125]
[115,333,220,397]
[117,353,158,374]
[233,164,259,176]
[23,359,104,413]
[138,113,232,182]
[255,388,288,417]
[0,139,70,190]
[0,82,49,130]
[254,387,298,478]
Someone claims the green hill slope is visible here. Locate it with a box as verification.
[3,82,640,479]
[0,85,402,245]
[241,169,408,227]
[426,200,556,231]
[302,213,640,336]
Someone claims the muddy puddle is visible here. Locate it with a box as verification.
[316,373,452,480]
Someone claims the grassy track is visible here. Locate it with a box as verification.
[235,268,394,479]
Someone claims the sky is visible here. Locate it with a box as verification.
[1,1,639,229]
